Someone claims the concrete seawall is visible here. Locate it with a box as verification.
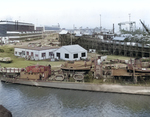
[1,78,150,96]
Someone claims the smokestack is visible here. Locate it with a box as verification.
[113,23,115,34]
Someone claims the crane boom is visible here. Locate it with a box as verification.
[140,19,150,35]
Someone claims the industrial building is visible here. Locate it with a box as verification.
[36,24,61,32]
[54,44,87,61]
[14,46,58,60]
[14,44,87,61]
[0,20,42,43]
[0,21,34,36]
[59,33,150,57]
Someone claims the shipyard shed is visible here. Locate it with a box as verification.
[113,37,126,41]
[14,46,59,60]
[54,44,87,61]
[0,21,34,36]
[59,30,68,35]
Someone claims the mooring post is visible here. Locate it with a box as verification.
[133,76,137,84]
[132,64,137,83]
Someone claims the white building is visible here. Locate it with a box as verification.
[14,44,87,61]
[54,44,87,61]
[0,37,9,44]
[14,46,58,60]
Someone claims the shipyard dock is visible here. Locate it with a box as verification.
[59,34,150,57]
[1,78,150,96]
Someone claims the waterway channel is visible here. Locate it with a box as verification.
[0,82,150,117]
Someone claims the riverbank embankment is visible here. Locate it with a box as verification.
[1,78,150,96]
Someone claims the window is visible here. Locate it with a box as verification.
[35,54,38,57]
[65,53,69,58]
[42,53,46,57]
[81,52,86,57]
[31,52,33,56]
[57,53,60,58]
[22,51,25,55]
[49,52,54,56]
[74,54,78,58]
[26,51,29,55]
[49,52,54,58]
[15,51,17,54]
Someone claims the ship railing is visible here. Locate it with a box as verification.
[0,68,22,73]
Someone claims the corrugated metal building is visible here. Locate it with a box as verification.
[14,44,87,61]
[0,21,34,36]
[54,44,87,61]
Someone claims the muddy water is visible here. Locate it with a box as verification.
[0,82,150,117]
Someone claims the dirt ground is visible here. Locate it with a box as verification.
[8,32,60,48]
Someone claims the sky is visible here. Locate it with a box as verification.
[0,0,150,32]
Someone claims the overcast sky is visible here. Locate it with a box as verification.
[1,0,150,31]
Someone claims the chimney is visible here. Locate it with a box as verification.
[113,23,115,34]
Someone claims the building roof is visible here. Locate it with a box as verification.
[15,46,59,51]
[74,31,82,37]
[62,44,87,54]
[59,30,68,34]
[0,21,34,26]
[113,37,126,41]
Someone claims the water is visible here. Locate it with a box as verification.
[0,82,150,117]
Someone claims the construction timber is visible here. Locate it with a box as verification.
[59,34,150,57]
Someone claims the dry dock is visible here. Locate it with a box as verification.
[1,78,150,96]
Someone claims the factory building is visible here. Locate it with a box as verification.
[36,24,61,32]
[0,21,34,36]
[0,21,42,44]
[14,44,87,61]
[54,44,87,61]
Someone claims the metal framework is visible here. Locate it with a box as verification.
[118,21,136,32]
[59,34,150,57]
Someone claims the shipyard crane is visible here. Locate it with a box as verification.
[118,21,136,32]
[140,19,150,35]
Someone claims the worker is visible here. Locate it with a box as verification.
[97,56,102,65]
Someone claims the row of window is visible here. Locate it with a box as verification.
[16,51,54,57]
[58,52,86,59]
[16,51,86,59]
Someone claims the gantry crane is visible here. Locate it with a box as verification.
[118,21,136,32]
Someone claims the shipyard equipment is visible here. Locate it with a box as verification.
[140,19,150,35]
[0,57,12,63]
[1,56,150,83]
[20,65,51,80]
[60,60,94,81]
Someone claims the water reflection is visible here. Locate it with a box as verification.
[0,82,150,117]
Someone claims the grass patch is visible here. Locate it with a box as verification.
[107,55,131,61]
[87,53,131,60]
[0,46,131,69]
[0,45,65,68]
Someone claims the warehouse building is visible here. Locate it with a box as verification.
[0,20,34,36]
[36,23,61,32]
[0,21,42,43]
[14,44,87,61]
[54,44,87,61]
[14,46,58,60]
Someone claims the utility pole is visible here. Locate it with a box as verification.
[71,25,73,45]
[71,32,72,45]
[129,13,132,31]
[129,13,131,22]
[100,14,102,33]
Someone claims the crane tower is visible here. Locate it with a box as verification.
[118,21,136,32]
